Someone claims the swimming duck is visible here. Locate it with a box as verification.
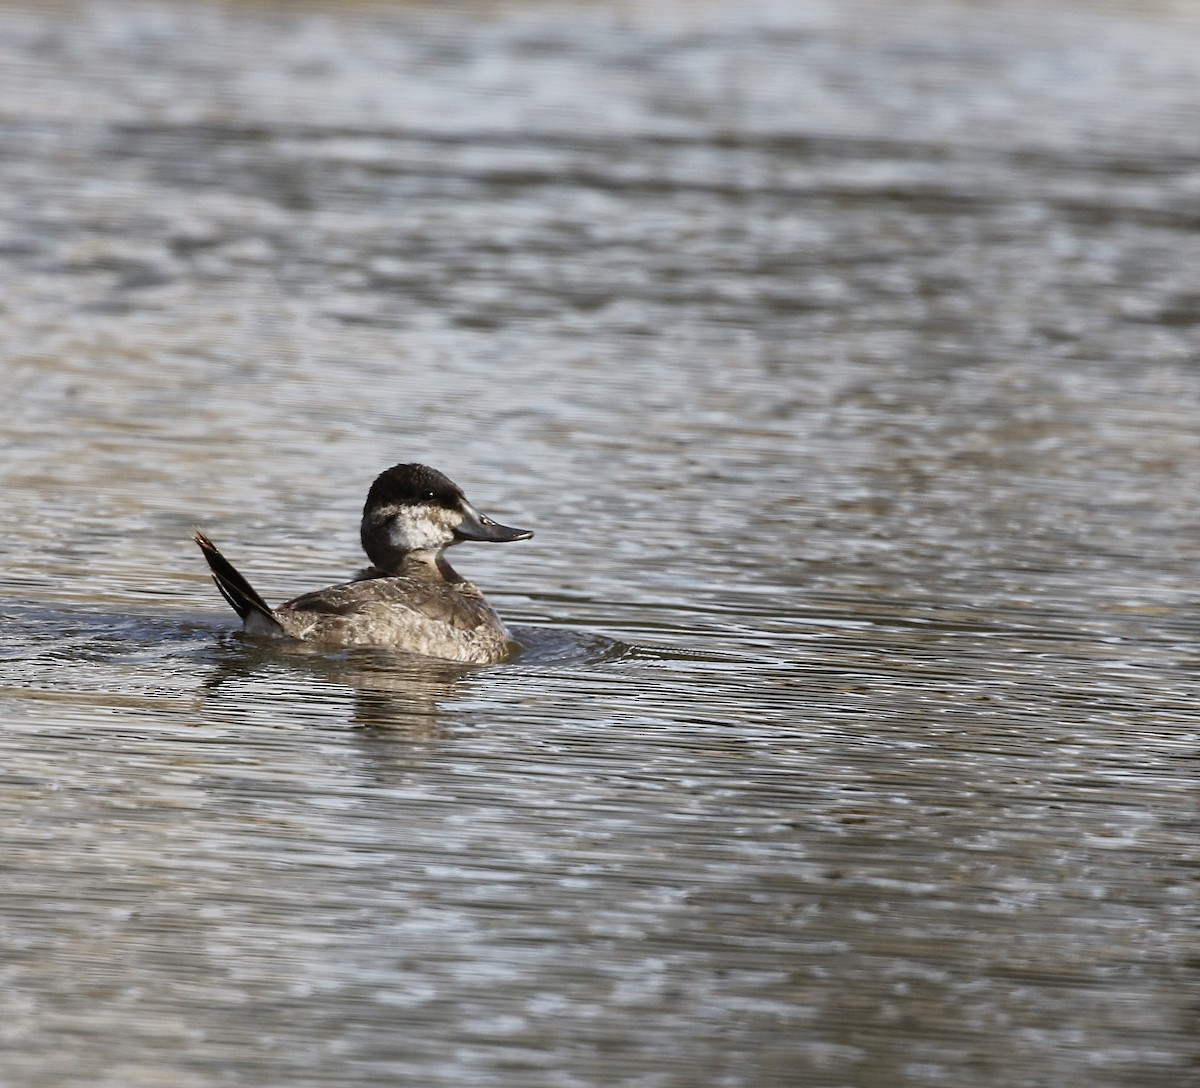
[194,463,533,664]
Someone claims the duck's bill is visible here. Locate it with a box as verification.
[455,499,534,543]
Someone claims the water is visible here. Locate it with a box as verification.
[2,1,1199,1085]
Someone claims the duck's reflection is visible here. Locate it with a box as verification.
[196,622,624,734]
[200,636,481,735]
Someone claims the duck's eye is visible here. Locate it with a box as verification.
[420,490,437,503]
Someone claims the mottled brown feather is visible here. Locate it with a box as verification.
[271,575,518,661]
[281,577,487,630]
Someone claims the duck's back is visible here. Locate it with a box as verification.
[274,576,517,663]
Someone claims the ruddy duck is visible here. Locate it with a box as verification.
[194,463,533,664]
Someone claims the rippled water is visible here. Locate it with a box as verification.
[2,1,1199,1085]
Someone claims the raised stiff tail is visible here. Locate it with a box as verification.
[193,529,285,636]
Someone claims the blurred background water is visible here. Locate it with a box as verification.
[2,1,1199,1085]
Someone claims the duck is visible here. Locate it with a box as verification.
[194,462,533,664]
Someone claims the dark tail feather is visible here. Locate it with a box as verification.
[193,529,285,636]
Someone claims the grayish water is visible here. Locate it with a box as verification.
[2,1,1199,1085]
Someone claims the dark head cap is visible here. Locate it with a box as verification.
[364,463,464,512]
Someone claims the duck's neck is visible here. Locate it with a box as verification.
[361,548,464,583]
[410,550,464,583]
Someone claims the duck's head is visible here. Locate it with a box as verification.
[360,463,533,575]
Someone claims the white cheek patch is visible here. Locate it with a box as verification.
[388,507,454,552]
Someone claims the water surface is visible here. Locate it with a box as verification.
[1,1,1199,1085]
